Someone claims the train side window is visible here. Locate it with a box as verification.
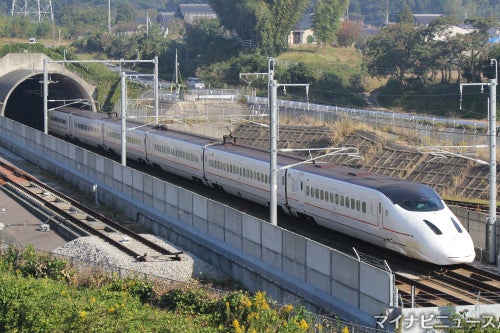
[265,174,269,184]
[340,195,344,206]
[351,198,355,210]
[300,182,303,191]
[356,200,360,211]
[335,194,339,205]
[314,188,319,199]
[330,193,334,203]
[320,190,324,201]
[346,197,350,208]
[362,202,367,213]
[324,191,329,202]
[306,186,310,196]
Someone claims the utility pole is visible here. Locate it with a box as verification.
[460,59,497,264]
[175,49,179,95]
[268,58,309,226]
[121,71,127,166]
[240,59,308,226]
[108,0,111,34]
[269,59,278,226]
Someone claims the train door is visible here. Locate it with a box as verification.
[377,202,384,229]
[277,168,286,206]
[289,172,305,213]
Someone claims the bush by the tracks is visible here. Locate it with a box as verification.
[0,245,329,332]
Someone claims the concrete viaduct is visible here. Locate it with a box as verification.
[0,53,95,130]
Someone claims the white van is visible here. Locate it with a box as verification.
[186,77,205,89]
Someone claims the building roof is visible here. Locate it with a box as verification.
[157,12,176,25]
[179,4,215,15]
[413,14,443,26]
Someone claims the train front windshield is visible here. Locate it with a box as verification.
[380,184,445,212]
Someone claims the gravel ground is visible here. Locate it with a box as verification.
[52,234,228,283]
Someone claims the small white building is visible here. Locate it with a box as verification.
[288,13,315,45]
[179,4,217,23]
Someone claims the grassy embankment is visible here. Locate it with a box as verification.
[0,245,333,333]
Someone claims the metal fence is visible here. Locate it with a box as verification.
[248,96,496,147]
[125,91,496,149]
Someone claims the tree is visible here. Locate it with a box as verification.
[182,19,240,74]
[361,0,389,25]
[116,4,136,23]
[312,0,349,49]
[208,0,308,55]
[396,4,414,24]
[447,17,497,83]
[336,20,363,47]
[364,22,418,86]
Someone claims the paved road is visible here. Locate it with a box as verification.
[0,147,67,252]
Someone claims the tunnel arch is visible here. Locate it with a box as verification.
[0,53,96,131]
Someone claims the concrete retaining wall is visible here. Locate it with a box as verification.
[450,206,499,263]
[0,116,396,327]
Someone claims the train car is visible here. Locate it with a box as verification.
[284,166,475,265]
[204,142,280,206]
[48,108,476,265]
[144,128,209,181]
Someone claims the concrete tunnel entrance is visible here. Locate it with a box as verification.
[0,53,96,131]
[4,73,93,131]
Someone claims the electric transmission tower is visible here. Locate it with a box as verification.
[11,0,54,23]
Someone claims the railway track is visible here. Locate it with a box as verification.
[4,140,499,309]
[0,160,183,261]
[396,265,500,307]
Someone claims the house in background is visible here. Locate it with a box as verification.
[488,26,500,43]
[179,4,216,23]
[288,13,315,45]
[111,17,150,36]
[157,11,178,37]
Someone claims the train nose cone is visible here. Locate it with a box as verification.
[438,237,475,264]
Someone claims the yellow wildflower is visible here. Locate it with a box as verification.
[241,295,252,308]
[79,310,87,319]
[233,319,243,333]
[342,326,350,333]
[300,319,309,330]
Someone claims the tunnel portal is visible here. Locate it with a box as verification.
[0,53,96,131]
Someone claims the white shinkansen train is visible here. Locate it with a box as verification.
[48,108,475,265]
